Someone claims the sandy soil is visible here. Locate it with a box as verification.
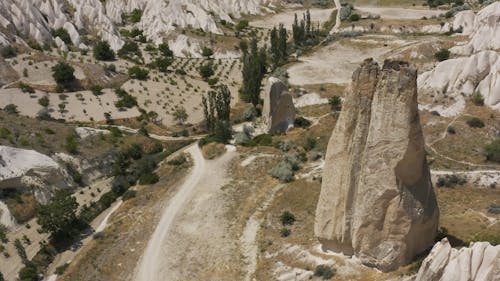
[134,144,238,281]
[251,8,335,30]
[356,6,442,19]
[287,39,394,85]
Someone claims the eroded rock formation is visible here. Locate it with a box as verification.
[262,77,296,134]
[416,238,500,281]
[315,59,439,271]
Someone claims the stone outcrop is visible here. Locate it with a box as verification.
[416,238,500,281]
[315,59,439,271]
[262,77,296,134]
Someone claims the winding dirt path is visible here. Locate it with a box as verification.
[134,144,237,281]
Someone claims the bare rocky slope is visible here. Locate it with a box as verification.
[315,59,439,272]
[418,2,500,113]
[0,0,276,54]
[416,238,500,281]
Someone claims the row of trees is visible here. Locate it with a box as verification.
[240,37,267,107]
[202,85,232,143]
[270,24,288,69]
[292,9,322,47]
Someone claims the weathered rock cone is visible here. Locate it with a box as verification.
[314,58,439,271]
[262,77,296,134]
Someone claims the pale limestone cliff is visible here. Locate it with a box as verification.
[416,238,500,281]
[315,59,439,272]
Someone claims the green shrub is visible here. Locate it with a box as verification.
[128,66,149,80]
[349,14,361,21]
[487,203,500,214]
[38,96,49,107]
[244,134,273,147]
[52,28,72,45]
[484,139,500,163]
[329,96,342,111]
[118,41,142,60]
[280,211,296,225]
[4,104,18,114]
[0,45,16,58]
[89,85,103,96]
[55,263,69,275]
[447,126,456,134]
[314,264,335,279]
[434,49,450,62]
[128,9,143,23]
[436,174,466,188]
[280,228,291,237]
[114,88,137,108]
[93,41,115,61]
[19,82,35,93]
[122,190,137,201]
[198,63,214,80]
[65,134,79,154]
[52,61,75,89]
[294,117,311,128]
[138,172,159,185]
[167,155,187,166]
[236,20,249,31]
[471,92,484,106]
[466,117,484,128]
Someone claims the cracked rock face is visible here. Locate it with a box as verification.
[315,59,439,272]
[416,238,500,281]
[262,77,296,134]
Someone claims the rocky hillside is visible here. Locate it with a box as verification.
[0,0,276,53]
[418,2,500,114]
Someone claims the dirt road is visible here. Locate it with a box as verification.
[134,144,237,281]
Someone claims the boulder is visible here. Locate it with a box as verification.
[262,77,296,134]
[315,59,439,271]
[416,238,500,281]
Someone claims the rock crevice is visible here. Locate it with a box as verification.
[315,58,439,271]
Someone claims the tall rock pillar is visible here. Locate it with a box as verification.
[314,59,439,271]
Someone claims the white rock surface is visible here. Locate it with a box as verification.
[75,127,111,139]
[451,2,500,55]
[315,59,439,272]
[418,50,500,111]
[416,238,500,281]
[0,145,59,181]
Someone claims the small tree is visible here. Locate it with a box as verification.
[38,96,49,107]
[158,43,174,57]
[329,96,342,111]
[434,49,450,62]
[65,134,79,154]
[37,189,78,238]
[128,66,149,80]
[52,28,72,45]
[202,47,214,59]
[199,63,214,80]
[173,107,188,124]
[471,92,484,106]
[93,41,115,61]
[485,139,500,163]
[466,117,485,128]
[52,61,76,89]
[4,104,18,114]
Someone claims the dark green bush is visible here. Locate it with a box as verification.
[0,45,16,58]
[294,116,311,128]
[434,49,450,62]
[466,117,484,128]
[314,264,335,279]
[52,62,76,89]
[138,172,159,185]
[349,14,361,21]
[280,228,291,237]
[280,211,296,225]
[128,66,149,80]
[52,28,72,45]
[244,134,273,147]
[93,41,115,61]
[122,190,137,201]
[436,174,466,188]
[485,139,500,163]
